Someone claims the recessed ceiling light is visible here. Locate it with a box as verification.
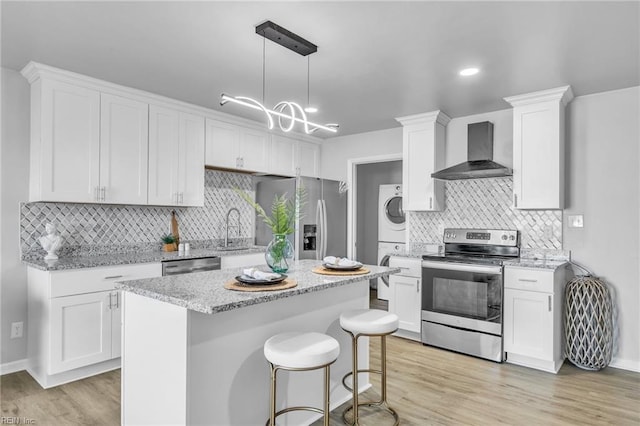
[459,67,480,76]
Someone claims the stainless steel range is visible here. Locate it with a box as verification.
[421,228,520,362]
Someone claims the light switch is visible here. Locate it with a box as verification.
[568,214,584,228]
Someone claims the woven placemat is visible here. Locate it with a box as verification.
[311,267,370,276]
[224,278,297,292]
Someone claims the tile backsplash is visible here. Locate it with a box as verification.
[21,170,255,256]
[408,177,562,250]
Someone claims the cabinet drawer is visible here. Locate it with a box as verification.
[389,257,421,277]
[50,263,161,298]
[504,267,555,292]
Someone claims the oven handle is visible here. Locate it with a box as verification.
[421,260,502,275]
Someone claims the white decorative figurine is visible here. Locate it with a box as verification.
[39,222,63,260]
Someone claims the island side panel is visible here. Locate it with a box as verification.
[186,280,370,426]
[121,292,189,425]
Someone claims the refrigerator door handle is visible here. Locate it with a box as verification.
[315,199,323,260]
[321,199,328,259]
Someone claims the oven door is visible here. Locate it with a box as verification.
[421,261,503,336]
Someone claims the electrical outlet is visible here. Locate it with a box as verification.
[11,322,23,339]
[568,214,584,228]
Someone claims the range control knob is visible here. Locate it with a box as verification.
[501,234,508,240]
[509,235,516,241]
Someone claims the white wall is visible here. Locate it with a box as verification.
[1,67,30,365]
[564,86,640,371]
[320,127,402,182]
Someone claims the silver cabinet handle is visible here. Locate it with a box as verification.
[548,295,552,312]
[104,275,124,280]
[116,292,120,309]
[518,278,538,283]
[514,194,518,208]
[179,192,184,204]
[100,187,106,201]
[429,197,433,209]
[94,186,99,201]
[108,292,113,309]
[416,279,420,292]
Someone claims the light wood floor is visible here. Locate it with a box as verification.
[2,336,639,425]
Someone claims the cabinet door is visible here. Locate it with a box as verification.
[38,79,100,202]
[389,275,421,333]
[504,288,553,360]
[148,105,180,205]
[100,94,149,204]
[297,141,320,177]
[178,112,205,207]
[205,119,239,169]
[50,291,112,374]
[512,102,563,209]
[401,120,445,211]
[270,135,297,176]
[240,128,270,173]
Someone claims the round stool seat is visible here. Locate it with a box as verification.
[264,332,340,369]
[340,309,399,335]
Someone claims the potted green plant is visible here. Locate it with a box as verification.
[235,186,305,273]
[161,233,178,252]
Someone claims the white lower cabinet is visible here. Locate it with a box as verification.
[388,257,422,341]
[503,265,568,373]
[27,263,161,388]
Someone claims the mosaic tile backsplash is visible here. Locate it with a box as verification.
[21,170,255,257]
[409,177,562,250]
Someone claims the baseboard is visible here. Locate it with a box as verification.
[608,357,640,373]
[1,359,27,375]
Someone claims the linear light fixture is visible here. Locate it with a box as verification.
[220,20,338,134]
[220,94,338,133]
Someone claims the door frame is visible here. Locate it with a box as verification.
[346,153,403,260]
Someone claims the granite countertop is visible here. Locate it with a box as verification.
[503,258,569,270]
[116,259,401,315]
[22,246,267,271]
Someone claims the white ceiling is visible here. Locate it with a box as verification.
[2,1,638,138]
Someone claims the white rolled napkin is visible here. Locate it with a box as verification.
[243,267,281,280]
[323,256,360,267]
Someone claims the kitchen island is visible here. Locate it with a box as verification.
[117,259,399,425]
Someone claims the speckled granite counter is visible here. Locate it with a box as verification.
[116,259,400,315]
[22,246,267,271]
[504,258,568,270]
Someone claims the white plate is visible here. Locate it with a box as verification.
[322,262,363,271]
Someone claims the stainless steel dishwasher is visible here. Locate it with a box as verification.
[161,256,221,276]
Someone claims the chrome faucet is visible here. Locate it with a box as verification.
[224,207,241,247]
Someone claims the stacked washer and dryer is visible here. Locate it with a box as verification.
[377,184,406,301]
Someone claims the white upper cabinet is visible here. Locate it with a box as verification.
[205,118,270,173]
[29,78,101,203]
[100,93,149,205]
[505,86,573,210]
[270,134,320,177]
[296,140,320,178]
[149,106,204,206]
[396,111,449,211]
[270,134,297,176]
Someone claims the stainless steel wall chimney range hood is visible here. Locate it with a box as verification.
[431,121,512,180]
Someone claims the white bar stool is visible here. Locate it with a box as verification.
[340,309,399,425]
[264,331,340,426]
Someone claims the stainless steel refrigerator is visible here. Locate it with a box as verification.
[255,177,347,260]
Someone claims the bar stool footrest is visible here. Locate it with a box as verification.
[342,402,399,426]
[341,368,383,392]
[266,406,325,426]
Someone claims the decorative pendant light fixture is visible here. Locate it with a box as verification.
[220,20,338,134]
